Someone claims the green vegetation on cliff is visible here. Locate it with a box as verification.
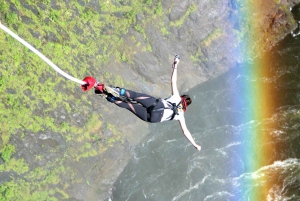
[0,0,197,200]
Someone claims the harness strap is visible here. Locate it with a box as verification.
[168,101,182,120]
[147,99,162,122]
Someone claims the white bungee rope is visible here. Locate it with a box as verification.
[0,22,86,85]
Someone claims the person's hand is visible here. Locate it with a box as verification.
[194,144,201,151]
[173,57,180,69]
[174,56,180,65]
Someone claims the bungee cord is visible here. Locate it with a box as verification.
[0,22,87,86]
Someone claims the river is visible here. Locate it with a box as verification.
[110,28,300,201]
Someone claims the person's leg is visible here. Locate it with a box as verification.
[115,93,165,123]
[114,100,148,121]
[123,90,157,108]
[110,89,161,122]
[95,84,158,121]
[104,86,158,107]
[98,84,157,107]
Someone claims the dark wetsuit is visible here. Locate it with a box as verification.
[114,90,165,123]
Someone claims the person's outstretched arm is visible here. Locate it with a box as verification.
[179,118,201,151]
[170,56,201,151]
[171,56,179,96]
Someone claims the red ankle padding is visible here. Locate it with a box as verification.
[95,83,104,92]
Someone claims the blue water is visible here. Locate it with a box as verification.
[110,29,300,201]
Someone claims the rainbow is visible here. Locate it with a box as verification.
[229,0,285,200]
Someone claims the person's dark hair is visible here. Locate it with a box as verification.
[180,95,192,112]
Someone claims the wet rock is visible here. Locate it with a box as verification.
[6,88,16,94]
[37,3,48,11]
[21,16,33,24]
[113,12,123,18]
[103,129,113,138]
[107,142,124,160]
[87,0,102,13]
[53,107,68,123]
[0,172,11,184]
[20,1,39,16]
[169,1,189,21]
[50,0,61,10]
[77,0,85,7]
[46,31,59,43]
[246,0,297,57]
[136,13,144,22]
[12,131,66,167]
[29,28,41,39]
[9,3,19,15]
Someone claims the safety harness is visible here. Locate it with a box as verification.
[146,99,182,122]
[167,101,182,120]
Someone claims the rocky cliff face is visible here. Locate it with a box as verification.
[118,0,300,98]
[246,0,300,58]
[0,0,299,200]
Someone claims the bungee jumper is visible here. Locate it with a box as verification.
[0,22,201,151]
[91,55,201,151]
